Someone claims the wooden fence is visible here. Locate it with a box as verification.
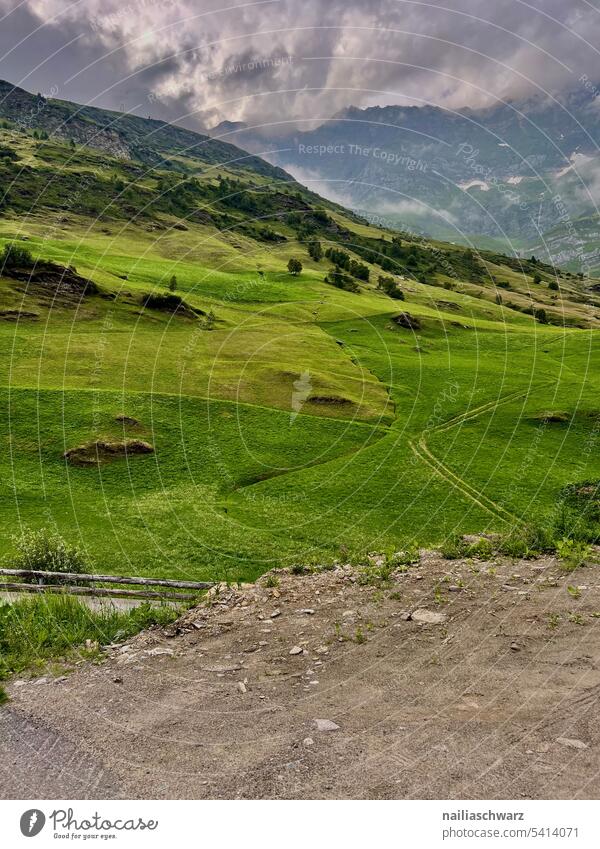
[0,568,214,603]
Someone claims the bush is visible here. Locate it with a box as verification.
[0,243,34,269]
[9,528,88,584]
[556,538,591,573]
[497,524,554,559]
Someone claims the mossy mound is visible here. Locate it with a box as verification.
[64,439,154,466]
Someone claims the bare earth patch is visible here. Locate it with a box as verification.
[1,550,600,799]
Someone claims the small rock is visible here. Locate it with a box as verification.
[411,609,447,625]
[448,585,462,593]
[237,681,247,694]
[270,609,281,618]
[557,737,588,750]
[146,647,174,657]
[314,719,340,732]
[113,676,123,684]
[299,608,315,615]
[259,640,268,646]
[290,646,303,655]
[510,642,521,651]
[303,737,315,747]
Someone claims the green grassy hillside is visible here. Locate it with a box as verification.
[1,89,599,582]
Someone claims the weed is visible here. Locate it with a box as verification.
[557,538,591,573]
[568,612,585,625]
[547,613,561,629]
[358,563,393,586]
[354,626,366,644]
[263,574,280,588]
[0,685,8,705]
[567,585,582,599]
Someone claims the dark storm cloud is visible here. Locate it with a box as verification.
[0,0,598,130]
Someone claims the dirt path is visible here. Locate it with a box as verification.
[2,549,600,800]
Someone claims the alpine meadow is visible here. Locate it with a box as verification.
[0,81,599,584]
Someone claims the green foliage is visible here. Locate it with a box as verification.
[557,538,591,573]
[357,562,393,586]
[308,240,322,261]
[325,267,359,292]
[548,280,559,291]
[378,274,404,299]
[440,535,493,560]
[497,524,554,559]
[287,257,303,275]
[0,596,178,680]
[9,528,88,584]
[168,274,177,292]
[0,242,33,269]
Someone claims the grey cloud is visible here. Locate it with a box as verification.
[0,0,598,130]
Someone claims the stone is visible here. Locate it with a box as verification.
[270,609,281,618]
[303,737,315,747]
[557,737,588,750]
[290,646,303,655]
[237,681,247,693]
[411,609,447,625]
[314,719,340,732]
[146,647,174,657]
[299,608,315,615]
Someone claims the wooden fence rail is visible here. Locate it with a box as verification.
[0,568,214,603]
[0,568,213,589]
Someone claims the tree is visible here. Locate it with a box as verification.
[308,240,322,262]
[288,258,303,275]
[533,273,541,285]
[548,280,559,291]
[168,275,177,292]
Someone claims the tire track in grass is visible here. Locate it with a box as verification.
[409,380,557,525]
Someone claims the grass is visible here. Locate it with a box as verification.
[0,123,598,587]
[0,595,179,684]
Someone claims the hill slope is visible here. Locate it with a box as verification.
[0,83,599,581]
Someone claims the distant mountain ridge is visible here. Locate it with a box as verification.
[210,88,600,271]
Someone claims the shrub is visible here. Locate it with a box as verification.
[9,528,88,584]
[548,280,559,291]
[0,243,34,269]
[497,524,554,559]
[287,258,302,275]
[556,538,591,573]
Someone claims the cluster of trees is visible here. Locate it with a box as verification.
[324,247,370,281]
[377,275,405,300]
[324,267,359,293]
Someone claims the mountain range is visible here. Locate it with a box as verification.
[211,88,600,272]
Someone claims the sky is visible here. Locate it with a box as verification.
[0,0,599,131]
